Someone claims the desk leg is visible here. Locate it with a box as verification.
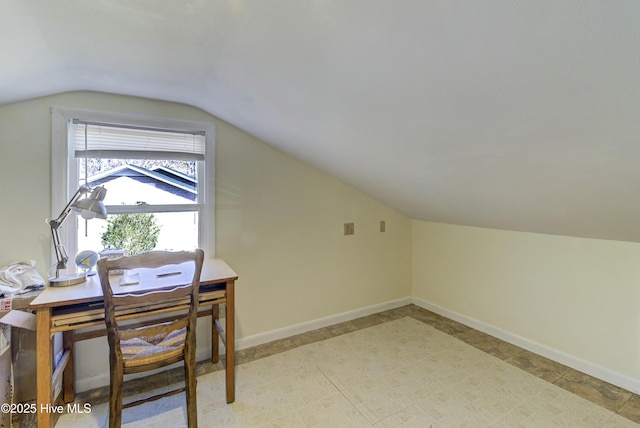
[225,280,235,403]
[36,308,53,428]
[62,331,75,403]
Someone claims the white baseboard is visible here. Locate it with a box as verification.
[75,296,640,395]
[412,297,640,394]
[236,297,412,350]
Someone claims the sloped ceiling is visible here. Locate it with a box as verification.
[2,1,640,242]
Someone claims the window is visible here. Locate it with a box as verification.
[51,107,215,272]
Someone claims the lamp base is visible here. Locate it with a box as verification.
[49,272,87,287]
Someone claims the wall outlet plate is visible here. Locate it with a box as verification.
[344,222,355,235]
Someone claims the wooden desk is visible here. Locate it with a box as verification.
[30,258,237,428]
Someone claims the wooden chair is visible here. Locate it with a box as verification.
[97,249,205,428]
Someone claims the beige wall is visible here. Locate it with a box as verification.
[412,219,640,388]
[6,90,638,393]
[214,103,412,336]
[0,92,412,390]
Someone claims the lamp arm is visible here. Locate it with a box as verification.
[48,185,90,278]
[48,186,90,229]
[50,224,68,277]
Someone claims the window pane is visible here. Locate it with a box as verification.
[80,158,198,205]
[78,211,199,255]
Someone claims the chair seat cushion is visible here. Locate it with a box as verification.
[121,327,186,367]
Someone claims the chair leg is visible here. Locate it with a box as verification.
[109,365,123,428]
[184,349,198,428]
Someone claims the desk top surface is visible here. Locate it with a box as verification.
[30,258,237,309]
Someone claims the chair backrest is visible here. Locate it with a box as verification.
[97,249,205,363]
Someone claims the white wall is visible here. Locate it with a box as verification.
[412,219,640,392]
[0,92,412,391]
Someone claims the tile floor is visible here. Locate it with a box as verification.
[54,305,640,427]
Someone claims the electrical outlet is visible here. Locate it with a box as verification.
[380,221,386,232]
[344,222,355,235]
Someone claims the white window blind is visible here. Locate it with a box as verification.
[72,121,206,161]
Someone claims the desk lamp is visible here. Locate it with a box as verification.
[48,185,107,286]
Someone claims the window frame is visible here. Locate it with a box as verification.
[51,107,215,272]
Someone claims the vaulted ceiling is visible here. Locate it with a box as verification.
[3,1,640,242]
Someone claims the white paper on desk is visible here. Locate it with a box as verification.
[120,271,140,286]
